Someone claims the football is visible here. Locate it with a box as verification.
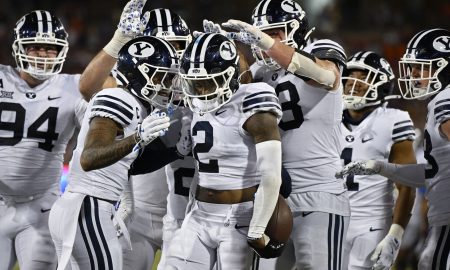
[265,195,293,242]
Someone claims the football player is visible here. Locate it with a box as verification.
[213,0,350,269]
[47,36,173,270]
[340,51,416,270]
[0,10,87,270]
[336,28,450,270]
[76,2,194,268]
[119,8,195,270]
[164,33,282,270]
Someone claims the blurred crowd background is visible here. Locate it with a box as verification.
[1,0,449,127]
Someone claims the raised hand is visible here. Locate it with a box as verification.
[335,160,382,179]
[117,0,150,37]
[104,0,150,58]
[222,19,274,50]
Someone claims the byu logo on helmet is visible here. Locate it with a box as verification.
[432,35,450,52]
[219,41,237,60]
[128,42,155,57]
[380,58,393,74]
[281,0,302,14]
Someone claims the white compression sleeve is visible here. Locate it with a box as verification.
[287,51,336,88]
[379,162,426,188]
[248,140,282,239]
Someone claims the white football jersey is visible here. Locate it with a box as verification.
[0,64,86,196]
[340,106,415,219]
[251,40,345,194]
[191,82,282,190]
[66,88,147,201]
[131,167,168,213]
[423,87,450,226]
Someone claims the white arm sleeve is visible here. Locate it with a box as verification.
[248,140,282,239]
[379,162,426,188]
[287,51,336,88]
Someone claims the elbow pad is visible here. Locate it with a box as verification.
[287,51,336,88]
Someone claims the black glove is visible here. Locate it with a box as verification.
[248,239,286,259]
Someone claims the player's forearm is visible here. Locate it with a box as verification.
[379,163,426,188]
[392,184,415,228]
[79,50,117,100]
[265,41,295,69]
[80,134,136,171]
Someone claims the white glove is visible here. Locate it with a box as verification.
[104,0,150,58]
[192,19,225,38]
[335,160,382,179]
[371,224,404,270]
[175,111,192,157]
[222,19,275,50]
[135,111,171,147]
[116,180,134,227]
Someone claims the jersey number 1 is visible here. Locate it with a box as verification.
[341,147,359,191]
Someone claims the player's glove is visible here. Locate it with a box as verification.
[135,111,171,148]
[222,19,275,50]
[248,234,286,259]
[335,160,382,179]
[175,112,192,157]
[371,224,404,270]
[192,19,227,38]
[104,0,150,58]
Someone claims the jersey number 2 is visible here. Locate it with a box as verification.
[192,121,219,173]
[0,102,59,152]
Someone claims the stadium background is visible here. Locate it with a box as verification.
[0,0,449,269]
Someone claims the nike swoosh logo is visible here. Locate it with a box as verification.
[361,138,374,143]
[302,211,313,217]
[48,96,61,101]
[235,224,249,229]
[215,109,227,116]
[40,208,51,213]
[369,227,383,232]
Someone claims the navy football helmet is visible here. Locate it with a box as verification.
[116,36,180,108]
[12,10,69,80]
[398,28,450,100]
[251,0,314,69]
[180,33,240,114]
[144,8,192,58]
[342,51,395,110]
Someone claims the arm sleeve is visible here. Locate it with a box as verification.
[380,162,426,188]
[248,140,282,239]
[129,138,181,175]
[279,166,292,198]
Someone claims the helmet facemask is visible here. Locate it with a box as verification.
[398,57,448,100]
[13,33,68,81]
[181,66,236,115]
[136,62,181,109]
[342,69,389,110]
